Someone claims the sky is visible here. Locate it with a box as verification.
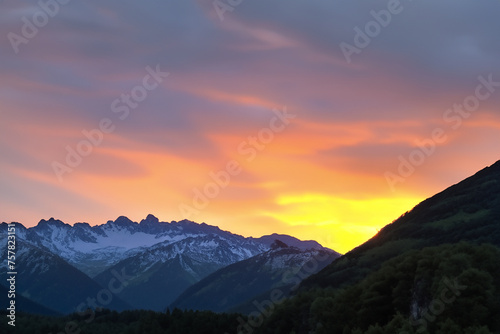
[1,0,500,253]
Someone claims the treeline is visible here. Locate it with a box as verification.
[0,308,243,334]
[255,242,500,334]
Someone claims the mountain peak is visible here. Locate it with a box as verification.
[37,218,68,228]
[74,222,91,228]
[257,233,327,251]
[140,214,159,225]
[107,216,136,227]
[177,219,197,225]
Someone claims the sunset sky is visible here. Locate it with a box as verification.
[1,0,500,253]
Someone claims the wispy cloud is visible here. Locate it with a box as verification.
[1,0,499,251]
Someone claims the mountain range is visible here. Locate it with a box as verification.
[0,214,338,314]
[171,240,338,313]
[2,159,499,334]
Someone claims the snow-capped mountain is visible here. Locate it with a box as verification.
[93,233,271,310]
[1,215,328,278]
[0,215,337,313]
[1,215,259,277]
[170,240,341,313]
[254,233,328,251]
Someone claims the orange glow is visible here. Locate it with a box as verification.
[2,9,500,256]
[3,109,499,253]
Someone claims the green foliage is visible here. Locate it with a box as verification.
[256,243,500,334]
[0,308,244,334]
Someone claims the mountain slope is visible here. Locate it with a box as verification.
[0,237,131,314]
[259,242,500,334]
[300,159,500,291]
[1,215,325,279]
[255,159,500,333]
[170,241,340,313]
[0,284,60,316]
[93,234,268,311]
[3,215,245,278]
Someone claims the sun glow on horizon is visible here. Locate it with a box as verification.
[260,194,423,253]
[1,0,500,258]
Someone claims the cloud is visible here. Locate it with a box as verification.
[1,0,499,251]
